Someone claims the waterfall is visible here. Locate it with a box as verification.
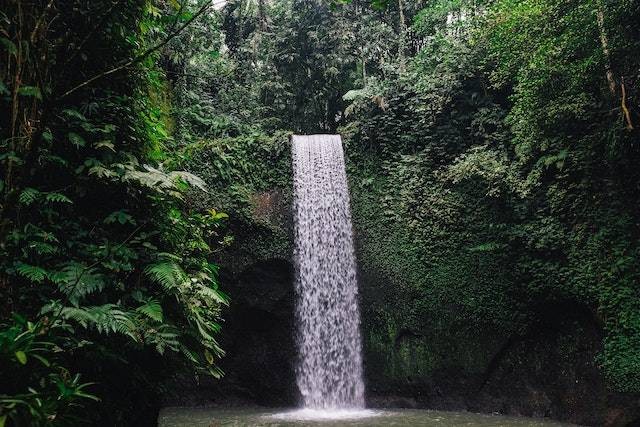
[291,134,365,410]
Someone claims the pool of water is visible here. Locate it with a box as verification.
[157,407,576,427]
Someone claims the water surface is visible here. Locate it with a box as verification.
[158,407,575,427]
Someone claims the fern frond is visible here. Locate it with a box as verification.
[179,343,200,365]
[88,164,117,179]
[30,241,58,255]
[19,188,40,206]
[121,164,207,197]
[169,171,208,192]
[135,299,163,322]
[15,263,48,283]
[51,263,105,305]
[145,262,186,291]
[45,192,73,204]
[145,324,180,354]
[196,283,228,305]
[59,304,138,341]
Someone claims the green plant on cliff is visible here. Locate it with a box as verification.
[343,0,640,394]
[162,0,640,400]
[481,0,640,392]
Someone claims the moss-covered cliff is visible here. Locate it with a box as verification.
[342,132,639,426]
[171,132,639,426]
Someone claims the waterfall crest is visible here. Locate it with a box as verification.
[291,134,365,409]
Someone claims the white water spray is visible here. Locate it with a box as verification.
[291,134,366,411]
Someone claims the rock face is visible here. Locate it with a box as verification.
[202,187,298,406]
[162,185,298,408]
[161,257,297,408]
[215,258,297,406]
[172,136,639,426]
[360,289,640,425]
[355,221,640,426]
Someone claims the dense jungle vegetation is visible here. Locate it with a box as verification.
[1,0,639,425]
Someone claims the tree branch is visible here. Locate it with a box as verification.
[30,0,55,43]
[621,78,634,131]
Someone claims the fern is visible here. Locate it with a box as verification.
[19,188,40,206]
[57,304,138,341]
[30,241,58,255]
[67,132,86,147]
[136,299,163,323]
[103,210,135,225]
[169,171,208,192]
[45,192,73,204]
[15,263,48,283]
[88,163,117,179]
[145,324,180,354]
[120,165,208,198]
[49,263,105,306]
[145,262,186,291]
[196,283,228,305]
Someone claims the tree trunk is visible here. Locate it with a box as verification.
[258,0,267,31]
[398,0,407,72]
[597,4,634,130]
[596,5,616,97]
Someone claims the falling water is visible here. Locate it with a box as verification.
[291,134,365,410]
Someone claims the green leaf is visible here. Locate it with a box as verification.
[52,263,105,305]
[145,262,186,291]
[17,86,42,100]
[68,132,86,147]
[0,38,17,55]
[30,241,58,255]
[370,0,389,10]
[15,263,48,283]
[0,151,23,165]
[40,153,68,166]
[42,129,53,142]
[19,188,39,206]
[95,140,116,151]
[62,108,87,121]
[136,299,163,322]
[0,81,9,96]
[30,353,51,367]
[104,210,135,225]
[45,192,73,204]
[14,350,27,365]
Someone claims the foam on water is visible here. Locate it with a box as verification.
[291,134,366,410]
[269,408,381,421]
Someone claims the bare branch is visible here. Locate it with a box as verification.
[621,78,634,131]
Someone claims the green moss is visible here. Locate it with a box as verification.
[180,132,294,274]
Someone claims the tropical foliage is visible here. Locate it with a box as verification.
[1,0,639,425]
[1,1,227,425]
[186,0,640,398]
